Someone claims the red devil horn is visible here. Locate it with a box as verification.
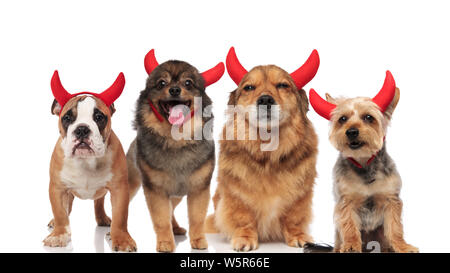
[97,73,125,107]
[309,88,336,120]
[290,50,320,90]
[226,47,248,85]
[372,71,396,112]
[51,70,73,108]
[144,49,159,75]
[201,62,225,87]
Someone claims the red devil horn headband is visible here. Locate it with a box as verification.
[372,70,396,113]
[309,70,396,120]
[225,47,320,90]
[144,49,225,87]
[51,70,125,109]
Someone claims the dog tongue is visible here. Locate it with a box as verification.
[168,104,188,125]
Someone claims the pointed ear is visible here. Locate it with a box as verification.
[325,93,337,104]
[51,99,61,115]
[109,103,116,116]
[383,87,400,120]
[227,89,237,105]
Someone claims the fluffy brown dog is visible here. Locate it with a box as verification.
[309,71,418,253]
[126,50,224,252]
[206,48,320,251]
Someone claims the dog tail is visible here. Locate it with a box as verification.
[205,214,219,233]
[303,243,334,253]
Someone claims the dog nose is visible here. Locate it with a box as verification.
[346,128,359,140]
[74,125,91,139]
[169,86,181,97]
[257,95,276,107]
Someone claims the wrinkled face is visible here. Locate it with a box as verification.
[229,65,309,128]
[146,60,207,125]
[52,96,113,158]
[329,97,387,158]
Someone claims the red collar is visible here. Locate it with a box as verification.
[347,154,378,169]
[346,137,385,169]
[148,99,195,124]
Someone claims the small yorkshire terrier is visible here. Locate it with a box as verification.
[309,71,418,253]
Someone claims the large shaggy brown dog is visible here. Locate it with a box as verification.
[206,47,320,251]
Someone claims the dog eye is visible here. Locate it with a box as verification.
[157,80,167,89]
[276,83,289,89]
[363,114,374,123]
[93,110,106,123]
[94,113,104,122]
[62,112,73,123]
[339,116,348,124]
[185,80,193,88]
[243,85,255,91]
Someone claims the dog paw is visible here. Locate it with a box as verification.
[96,215,112,227]
[285,233,313,248]
[173,226,187,236]
[340,243,362,253]
[43,231,71,247]
[231,236,258,252]
[47,219,54,229]
[111,231,137,252]
[391,243,419,253]
[157,239,176,253]
[191,237,208,250]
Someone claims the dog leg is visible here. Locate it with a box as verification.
[218,194,258,252]
[335,197,363,252]
[126,141,142,201]
[281,192,313,248]
[171,196,187,235]
[109,183,137,252]
[383,196,418,253]
[144,187,176,252]
[48,193,74,229]
[44,184,71,247]
[334,229,342,252]
[187,187,210,250]
[94,195,111,227]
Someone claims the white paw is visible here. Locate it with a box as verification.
[43,231,71,247]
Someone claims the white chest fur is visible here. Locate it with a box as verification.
[59,149,113,200]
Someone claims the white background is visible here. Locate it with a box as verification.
[0,0,448,253]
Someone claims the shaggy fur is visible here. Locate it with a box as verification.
[327,89,418,253]
[206,65,318,251]
[127,60,215,252]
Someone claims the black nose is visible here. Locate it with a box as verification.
[74,125,91,139]
[346,128,359,140]
[169,87,181,97]
[257,95,276,108]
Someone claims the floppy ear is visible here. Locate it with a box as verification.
[298,89,309,114]
[383,87,400,120]
[109,103,116,116]
[51,99,61,115]
[227,89,237,106]
[325,93,338,104]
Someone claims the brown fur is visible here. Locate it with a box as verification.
[206,65,318,251]
[127,60,215,252]
[327,88,418,253]
[45,96,138,251]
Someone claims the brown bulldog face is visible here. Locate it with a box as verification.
[51,95,114,158]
